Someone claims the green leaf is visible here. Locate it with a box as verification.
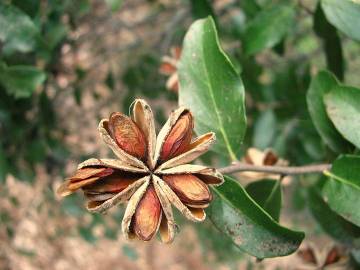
[0,3,39,55]
[44,21,68,50]
[253,109,276,150]
[308,186,360,246]
[242,4,295,56]
[208,176,304,258]
[322,155,360,226]
[324,85,360,149]
[306,71,350,153]
[0,63,46,98]
[178,17,246,161]
[313,4,344,81]
[245,179,282,221]
[321,0,360,42]
[195,219,244,262]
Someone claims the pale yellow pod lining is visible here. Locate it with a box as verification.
[158,163,224,186]
[132,99,157,170]
[78,158,148,173]
[121,177,150,240]
[153,175,176,243]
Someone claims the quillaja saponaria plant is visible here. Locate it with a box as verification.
[57,99,224,242]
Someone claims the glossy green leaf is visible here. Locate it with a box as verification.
[0,63,46,98]
[245,179,282,221]
[307,71,349,153]
[178,17,246,161]
[322,155,360,226]
[314,4,344,81]
[242,4,295,56]
[0,3,39,55]
[321,0,360,42]
[308,186,360,246]
[324,85,360,148]
[253,110,276,150]
[208,176,304,258]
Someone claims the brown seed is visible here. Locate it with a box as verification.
[160,112,193,161]
[133,186,162,241]
[109,112,147,160]
[82,172,138,193]
[67,167,115,191]
[68,176,101,191]
[163,174,212,206]
[70,167,114,182]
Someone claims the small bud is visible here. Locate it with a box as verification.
[132,186,162,241]
[109,112,147,160]
[160,112,193,161]
[163,174,212,206]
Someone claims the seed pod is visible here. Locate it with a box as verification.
[162,174,212,206]
[109,112,147,160]
[132,185,162,241]
[160,112,193,161]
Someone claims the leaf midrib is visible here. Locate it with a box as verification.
[199,25,237,161]
[324,171,360,191]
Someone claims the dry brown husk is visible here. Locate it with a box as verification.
[57,98,223,243]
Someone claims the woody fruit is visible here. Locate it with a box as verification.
[57,99,223,243]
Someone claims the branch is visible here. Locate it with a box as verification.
[218,162,331,175]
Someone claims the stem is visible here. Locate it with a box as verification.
[218,162,331,175]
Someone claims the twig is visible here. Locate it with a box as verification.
[218,162,331,175]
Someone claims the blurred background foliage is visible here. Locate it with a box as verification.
[1,0,360,269]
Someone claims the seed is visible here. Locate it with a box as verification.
[160,112,193,161]
[109,112,147,160]
[132,186,162,241]
[163,174,212,206]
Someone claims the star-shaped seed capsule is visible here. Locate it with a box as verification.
[57,99,223,243]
